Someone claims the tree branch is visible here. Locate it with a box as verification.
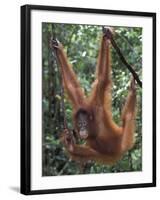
[102,27,142,88]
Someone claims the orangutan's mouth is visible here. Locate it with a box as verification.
[79,130,88,139]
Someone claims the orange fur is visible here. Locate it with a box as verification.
[53,34,136,164]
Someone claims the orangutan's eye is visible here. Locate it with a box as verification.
[78,122,82,127]
[83,121,87,126]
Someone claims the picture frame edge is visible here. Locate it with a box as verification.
[20,4,156,195]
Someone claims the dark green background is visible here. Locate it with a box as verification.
[42,23,142,176]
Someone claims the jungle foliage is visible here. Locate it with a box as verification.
[42,23,142,176]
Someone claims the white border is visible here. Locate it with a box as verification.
[31,9,153,190]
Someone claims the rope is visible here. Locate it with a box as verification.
[102,26,142,88]
[50,38,68,130]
